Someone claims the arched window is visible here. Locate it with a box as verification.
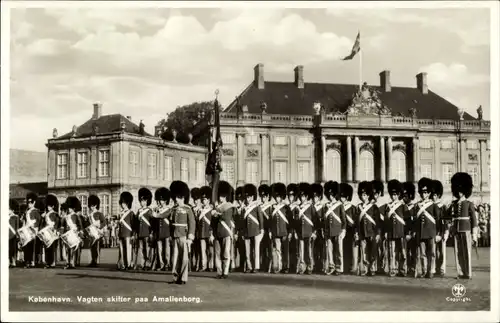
[327,149,341,182]
[359,150,374,181]
[391,150,407,181]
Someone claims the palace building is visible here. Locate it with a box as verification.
[46,104,207,218]
[205,64,491,203]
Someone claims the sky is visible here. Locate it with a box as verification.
[8,5,492,152]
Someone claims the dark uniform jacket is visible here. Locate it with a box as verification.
[25,207,42,230]
[343,201,357,233]
[135,207,153,238]
[313,201,325,236]
[86,211,106,229]
[294,201,317,239]
[118,209,135,238]
[196,204,213,239]
[435,201,450,235]
[405,201,418,236]
[356,202,381,239]
[259,201,274,232]
[9,212,20,240]
[270,202,293,237]
[374,201,387,235]
[415,199,440,240]
[382,201,408,239]
[171,205,196,240]
[240,201,264,238]
[322,200,346,238]
[448,199,478,234]
[152,206,172,240]
[42,210,60,231]
[213,202,236,239]
[60,212,83,233]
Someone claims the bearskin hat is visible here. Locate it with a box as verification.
[271,182,287,199]
[35,198,46,212]
[451,172,473,199]
[170,181,190,204]
[387,179,402,196]
[311,183,324,198]
[155,187,170,202]
[45,194,59,211]
[9,199,19,213]
[243,183,257,199]
[191,187,201,201]
[358,181,373,198]
[324,181,339,198]
[339,183,353,201]
[88,195,100,209]
[218,181,234,202]
[26,192,38,204]
[60,202,68,213]
[200,186,212,200]
[65,196,82,212]
[418,177,434,195]
[431,180,444,199]
[138,187,153,206]
[235,186,244,201]
[298,182,312,199]
[372,180,384,196]
[258,184,271,197]
[287,183,298,196]
[403,182,416,200]
[119,191,133,209]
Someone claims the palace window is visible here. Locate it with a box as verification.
[77,152,88,178]
[467,165,479,187]
[246,134,259,145]
[274,136,287,146]
[98,149,110,177]
[129,150,140,177]
[391,150,407,182]
[327,150,341,182]
[180,158,189,182]
[442,163,455,185]
[99,194,110,217]
[273,161,287,183]
[246,160,259,184]
[420,163,432,179]
[78,195,88,216]
[221,133,235,145]
[441,140,453,149]
[466,140,478,150]
[164,156,173,182]
[359,150,374,181]
[57,153,68,180]
[297,136,311,146]
[195,160,205,185]
[419,139,432,149]
[297,161,310,183]
[221,161,235,185]
[147,153,157,179]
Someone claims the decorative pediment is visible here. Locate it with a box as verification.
[326,142,342,151]
[247,149,259,158]
[468,153,478,162]
[347,82,391,116]
[222,148,234,156]
[392,144,406,152]
[359,142,374,152]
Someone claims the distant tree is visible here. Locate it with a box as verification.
[157,101,215,146]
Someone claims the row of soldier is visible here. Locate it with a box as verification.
[8,172,478,285]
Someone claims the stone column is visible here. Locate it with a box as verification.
[413,137,420,182]
[237,133,245,187]
[353,136,359,182]
[460,139,467,172]
[321,135,327,183]
[346,136,353,182]
[433,138,440,181]
[379,136,386,182]
[480,140,488,191]
[260,134,270,185]
[386,137,393,181]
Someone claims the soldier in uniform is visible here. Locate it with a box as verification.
[195,186,214,272]
[169,181,196,284]
[270,183,293,274]
[42,194,60,268]
[295,182,317,275]
[415,177,440,279]
[60,197,83,269]
[431,180,449,278]
[449,172,478,279]
[23,193,42,268]
[286,183,300,272]
[152,187,172,271]
[372,180,388,275]
[311,183,326,274]
[356,181,381,276]
[403,181,419,277]
[322,181,346,275]
[117,192,134,270]
[190,187,201,270]
[134,188,153,270]
[258,184,274,273]
[340,183,358,275]
[9,199,20,268]
[232,186,246,272]
[382,180,408,277]
[212,181,237,279]
[86,195,106,268]
[241,184,265,273]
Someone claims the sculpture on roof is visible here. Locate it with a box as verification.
[52,128,58,138]
[313,102,322,115]
[347,82,391,116]
[409,106,417,119]
[92,123,99,136]
[260,101,267,114]
[477,105,483,120]
[139,120,145,135]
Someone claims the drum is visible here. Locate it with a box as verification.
[17,226,37,247]
[37,226,59,248]
[61,230,82,249]
[85,225,103,245]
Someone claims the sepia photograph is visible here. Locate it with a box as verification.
[1,1,498,322]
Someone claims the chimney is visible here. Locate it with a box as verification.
[92,103,102,120]
[294,65,304,89]
[416,72,428,94]
[254,63,264,89]
[379,70,391,92]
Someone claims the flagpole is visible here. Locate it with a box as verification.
[359,33,362,90]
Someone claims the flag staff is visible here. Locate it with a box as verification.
[359,32,362,90]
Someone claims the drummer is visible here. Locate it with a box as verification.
[86,195,106,268]
[42,195,60,269]
[60,196,83,269]
[23,193,41,268]
[9,199,20,268]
